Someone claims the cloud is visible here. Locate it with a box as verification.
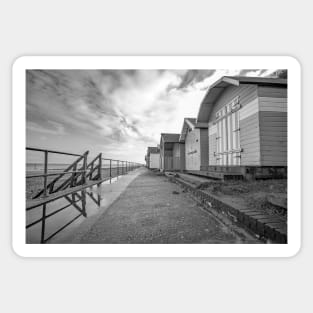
[178,70,216,89]
[165,70,216,92]
[27,120,65,136]
[26,68,279,162]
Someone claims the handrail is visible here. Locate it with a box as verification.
[26,146,143,243]
[32,151,89,198]
[26,147,83,157]
[26,170,87,179]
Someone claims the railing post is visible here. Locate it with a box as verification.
[71,163,77,187]
[41,150,48,243]
[98,153,102,180]
[90,158,94,180]
[109,159,112,184]
[81,189,87,217]
[81,151,88,217]
[117,160,119,179]
[82,151,88,185]
[43,151,48,197]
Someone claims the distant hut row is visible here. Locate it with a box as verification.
[145,76,287,179]
[145,146,161,169]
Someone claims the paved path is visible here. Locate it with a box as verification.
[76,168,250,244]
[52,168,143,243]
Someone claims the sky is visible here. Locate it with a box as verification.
[26,68,278,163]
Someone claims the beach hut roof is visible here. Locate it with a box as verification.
[161,133,180,143]
[197,76,287,123]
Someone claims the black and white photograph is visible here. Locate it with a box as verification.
[23,64,289,246]
[3,1,312,312]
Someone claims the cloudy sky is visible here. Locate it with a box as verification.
[26,68,278,163]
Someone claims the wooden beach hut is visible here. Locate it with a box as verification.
[146,146,160,169]
[179,118,208,172]
[196,76,287,179]
[159,133,185,172]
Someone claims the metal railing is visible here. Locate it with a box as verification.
[26,147,143,243]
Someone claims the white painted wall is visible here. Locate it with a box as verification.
[149,153,160,169]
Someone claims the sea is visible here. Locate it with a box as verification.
[26,162,118,174]
[26,163,71,173]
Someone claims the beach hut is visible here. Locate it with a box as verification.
[146,147,160,169]
[159,133,185,172]
[196,76,287,179]
[179,118,208,172]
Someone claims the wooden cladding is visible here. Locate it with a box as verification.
[215,97,241,166]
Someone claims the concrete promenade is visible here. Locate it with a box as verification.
[65,168,257,244]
